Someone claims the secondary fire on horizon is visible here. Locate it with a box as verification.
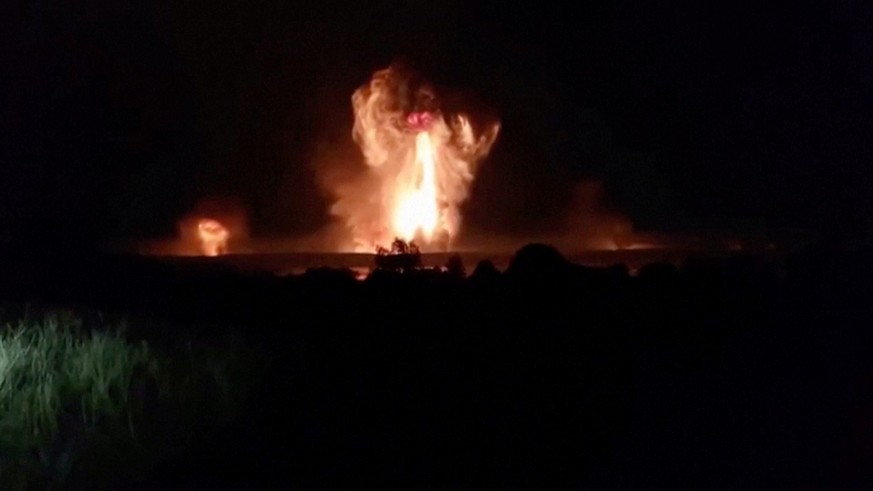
[197,218,229,256]
[329,64,500,252]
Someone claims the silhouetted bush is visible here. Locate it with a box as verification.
[505,243,568,279]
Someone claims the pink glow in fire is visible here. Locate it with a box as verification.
[406,112,434,132]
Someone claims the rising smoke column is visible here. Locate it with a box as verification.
[327,64,500,252]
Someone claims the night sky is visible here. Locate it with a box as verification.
[4,0,872,247]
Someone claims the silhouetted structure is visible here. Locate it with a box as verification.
[374,238,423,272]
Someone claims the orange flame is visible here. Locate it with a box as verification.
[336,65,500,251]
[197,218,229,256]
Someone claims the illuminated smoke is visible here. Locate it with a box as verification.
[564,180,634,250]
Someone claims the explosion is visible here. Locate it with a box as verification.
[328,64,500,252]
[197,219,229,256]
[175,199,248,256]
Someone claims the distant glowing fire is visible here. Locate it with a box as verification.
[172,199,247,256]
[329,64,500,252]
[197,219,229,256]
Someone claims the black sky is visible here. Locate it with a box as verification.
[4,0,872,246]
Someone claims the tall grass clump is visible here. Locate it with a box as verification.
[0,310,257,488]
[0,313,151,459]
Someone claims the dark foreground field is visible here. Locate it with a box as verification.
[1,243,871,489]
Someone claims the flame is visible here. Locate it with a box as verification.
[197,218,229,256]
[393,130,439,242]
[333,65,499,252]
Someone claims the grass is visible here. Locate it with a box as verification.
[0,309,262,489]
[0,312,153,487]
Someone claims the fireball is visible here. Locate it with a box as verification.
[197,218,229,256]
[331,65,500,252]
